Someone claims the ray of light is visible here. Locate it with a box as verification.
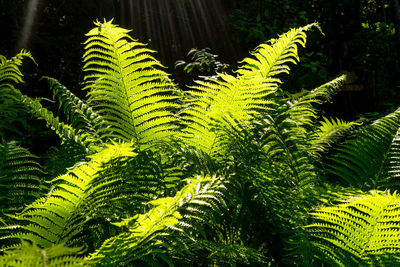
[17,0,39,50]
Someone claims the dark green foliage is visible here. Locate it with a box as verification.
[0,141,43,216]
[175,48,230,78]
[46,76,106,138]
[327,107,400,190]
[1,142,136,248]
[307,191,400,266]
[0,241,88,266]
[0,50,34,139]
[87,176,228,266]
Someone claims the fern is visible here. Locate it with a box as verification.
[20,95,97,152]
[237,23,320,77]
[0,241,88,267]
[1,142,136,248]
[327,107,400,189]
[309,116,361,157]
[179,24,318,160]
[307,191,400,266]
[45,76,107,139]
[0,141,43,216]
[0,50,34,139]
[285,75,346,132]
[180,74,276,159]
[82,19,179,149]
[0,50,34,93]
[87,176,227,266]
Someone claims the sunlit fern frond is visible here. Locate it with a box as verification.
[20,95,98,153]
[309,116,361,158]
[180,25,318,160]
[237,23,319,78]
[82,19,179,149]
[0,141,43,216]
[86,148,183,221]
[327,107,400,189]
[0,241,88,267]
[44,76,108,139]
[0,50,34,138]
[0,49,34,93]
[180,73,276,159]
[1,142,136,249]
[286,75,346,131]
[87,176,227,266]
[307,191,400,266]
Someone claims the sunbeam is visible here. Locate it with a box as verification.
[17,0,39,50]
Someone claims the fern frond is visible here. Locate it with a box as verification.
[237,23,318,77]
[87,176,227,266]
[309,116,361,158]
[44,76,108,139]
[20,95,97,152]
[180,74,277,158]
[0,49,34,93]
[0,241,88,266]
[307,191,400,266]
[286,75,346,130]
[309,117,361,157]
[82,19,178,149]
[0,141,43,216]
[327,107,400,189]
[1,142,136,248]
[0,50,34,138]
[180,24,318,160]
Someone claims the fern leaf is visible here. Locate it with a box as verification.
[286,75,346,131]
[44,76,108,139]
[327,107,400,189]
[180,24,318,160]
[87,176,227,266]
[307,191,400,266]
[309,116,361,157]
[0,241,88,266]
[82,19,178,149]
[20,95,97,152]
[0,141,43,216]
[0,50,34,138]
[1,142,136,248]
[237,23,318,78]
[0,49,34,93]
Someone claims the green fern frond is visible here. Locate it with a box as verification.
[237,23,318,77]
[82,19,178,149]
[87,176,226,266]
[309,116,361,157]
[307,191,400,266]
[0,141,43,216]
[0,49,34,93]
[180,73,277,158]
[286,75,346,130]
[44,76,107,138]
[0,50,34,138]
[180,24,319,160]
[1,142,136,248]
[327,107,400,189]
[20,95,97,152]
[0,241,88,267]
